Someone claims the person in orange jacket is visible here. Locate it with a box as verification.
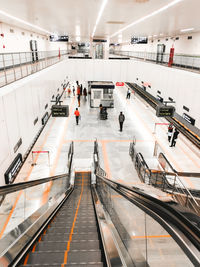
[74,108,80,125]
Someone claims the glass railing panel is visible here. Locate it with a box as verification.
[96,177,194,266]
[0,175,69,240]
[146,213,192,267]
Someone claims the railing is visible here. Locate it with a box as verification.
[112,50,200,72]
[0,141,74,265]
[93,140,200,266]
[0,50,68,88]
[129,140,200,215]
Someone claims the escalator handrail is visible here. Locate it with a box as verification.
[95,168,200,251]
[137,152,151,174]
[0,173,69,196]
[159,152,177,173]
[0,141,74,196]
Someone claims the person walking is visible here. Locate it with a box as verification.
[67,87,71,97]
[167,123,173,142]
[72,86,75,96]
[74,108,80,125]
[118,112,125,132]
[126,88,131,99]
[170,128,179,147]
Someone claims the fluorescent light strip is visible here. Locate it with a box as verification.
[0,9,52,34]
[110,0,184,38]
[180,28,194,32]
[92,0,108,37]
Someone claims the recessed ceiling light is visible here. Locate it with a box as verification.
[180,28,194,32]
[92,0,108,37]
[153,35,157,37]
[76,36,80,42]
[110,0,184,38]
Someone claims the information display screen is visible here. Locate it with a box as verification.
[156,105,175,117]
[52,105,69,117]
[4,153,23,184]
[50,35,69,42]
[183,113,195,125]
[131,37,148,44]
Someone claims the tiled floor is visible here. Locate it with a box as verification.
[0,82,199,266]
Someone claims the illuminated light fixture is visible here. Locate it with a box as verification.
[76,25,80,36]
[148,35,152,38]
[153,35,157,37]
[0,9,52,34]
[180,27,194,32]
[110,0,184,37]
[76,36,80,42]
[160,33,164,36]
[92,0,108,37]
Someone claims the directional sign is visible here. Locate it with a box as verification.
[156,105,175,117]
[52,105,69,117]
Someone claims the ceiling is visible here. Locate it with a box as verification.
[0,0,199,43]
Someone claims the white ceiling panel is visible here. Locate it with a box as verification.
[0,0,199,42]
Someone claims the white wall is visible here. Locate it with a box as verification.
[1,58,200,185]
[0,60,68,186]
[0,22,68,53]
[117,32,200,55]
[64,59,200,129]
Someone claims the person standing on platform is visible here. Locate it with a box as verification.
[170,128,179,147]
[77,94,81,107]
[73,86,75,96]
[167,123,173,142]
[80,84,83,96]
[126,88,131,99]
[74,108,80,125]
[118,112,125,132]
[67,87,71,97]
[83,87,87,100]
[77,85,81,96]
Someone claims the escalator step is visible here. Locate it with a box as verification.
[42,232,99,241]
[26,250,102,265]
[22,264,104,267]
[47,226,98,233]
[49,221,97,228]
[35,240,100,251]
[67,250,102,263]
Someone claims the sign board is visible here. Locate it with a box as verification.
[116,82,124,86]
[42,112,49,125]
[183,113,195,126]
[156,105,175,117]
[4,153,23,184]
[49,35,69,42]
[52,105,69,117]
[131,37,148,44]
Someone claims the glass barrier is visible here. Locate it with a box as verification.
[0,50,68,88]
[96,177,193,266]
[0,175,69,240]
[111,51,200,72]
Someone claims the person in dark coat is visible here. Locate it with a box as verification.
[83,87,87,100]
[118,112,125,132]
[167,123,173,142]
[170,128,179,147]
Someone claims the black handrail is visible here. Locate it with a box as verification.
[0,141,74,196]
[95,168,200,265]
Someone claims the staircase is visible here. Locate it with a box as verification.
[22,172,105,266]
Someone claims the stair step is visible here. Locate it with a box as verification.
[42,232,99,241]
[22,264,103,267]
[35,240,100,251]
[47,226,98,234]
[50,221,97,228]
[67,250,102,264]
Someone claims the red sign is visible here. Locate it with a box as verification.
[116,82,124,86]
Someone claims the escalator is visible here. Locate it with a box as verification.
[0,141,200,266]
[21,172,105,266]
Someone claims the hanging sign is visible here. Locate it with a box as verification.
[116,82,124,86]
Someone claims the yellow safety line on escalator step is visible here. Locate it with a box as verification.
[61,173,84,266]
